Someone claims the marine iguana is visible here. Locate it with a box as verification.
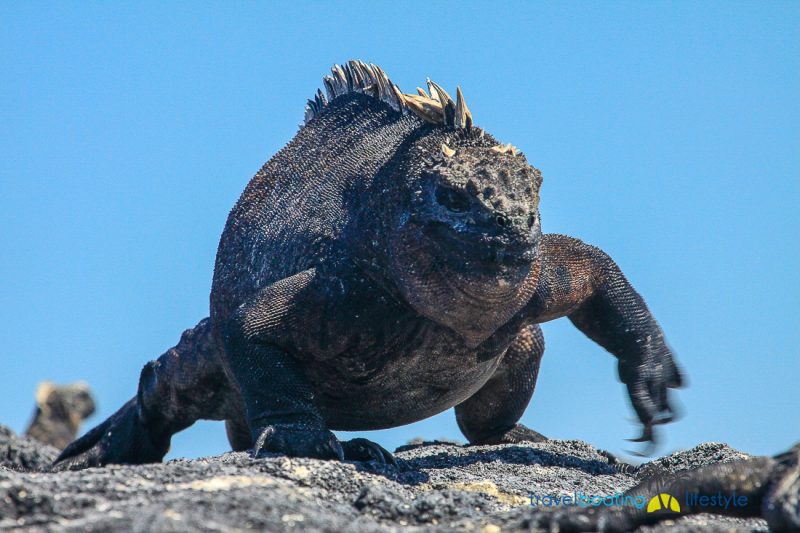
[54,60,684,470]
[25,381,95,450]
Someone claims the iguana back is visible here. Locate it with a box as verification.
[211,92,422,324]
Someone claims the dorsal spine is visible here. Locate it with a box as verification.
[303,60,472,130]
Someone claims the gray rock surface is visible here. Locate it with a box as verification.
[0,425,767,532]
[1,426,58,472]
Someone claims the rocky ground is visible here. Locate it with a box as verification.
[1,425,767,532]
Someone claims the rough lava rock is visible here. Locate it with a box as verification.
[1,426,58,472]
[0,425,766,532]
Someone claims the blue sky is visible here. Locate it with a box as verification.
[1,2,798,462]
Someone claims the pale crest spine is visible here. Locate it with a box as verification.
[303,60,474,130]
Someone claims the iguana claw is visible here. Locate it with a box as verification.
[341,438,397,466]
[253,424,344,461]
[626,424,657,457]
[52,398,170,471]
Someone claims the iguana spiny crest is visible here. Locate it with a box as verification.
[309,61,517,178]
[304,59,474,129]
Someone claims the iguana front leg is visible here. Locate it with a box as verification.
[223,268,394,464]
[528,234,684,449]
[455,324,548,445]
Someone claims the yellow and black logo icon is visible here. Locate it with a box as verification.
[646,493,681,513]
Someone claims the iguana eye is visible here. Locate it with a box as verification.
[435,186,470,213]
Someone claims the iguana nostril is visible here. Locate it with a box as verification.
[527,214,536,229]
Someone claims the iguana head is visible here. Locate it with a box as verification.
[307,61,543,344]
[418,140,542,271]
[383,130,543,345]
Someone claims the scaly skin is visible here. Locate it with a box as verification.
[55,61,682,473]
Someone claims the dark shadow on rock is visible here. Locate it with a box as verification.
[352,458,431,485]
[399,444,622,478]
[395,439,464,454]
[347,441,624,488]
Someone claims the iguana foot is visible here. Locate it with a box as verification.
[470,423,547,445]
[253,424,344,461]
[341,437,396,465]
[52,398,170,471]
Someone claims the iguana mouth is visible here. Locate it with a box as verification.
[477,241,537,267]
[424,220,536,270]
